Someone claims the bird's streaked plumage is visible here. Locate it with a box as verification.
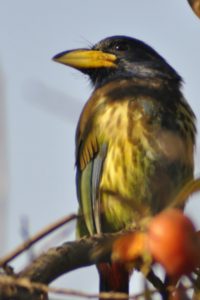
[53,35,196,296]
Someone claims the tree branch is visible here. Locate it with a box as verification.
[19,233,116,283]
[0,214,77,267]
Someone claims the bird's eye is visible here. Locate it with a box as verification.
[114,42,129,52]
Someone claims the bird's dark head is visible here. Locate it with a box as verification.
[53,36,182,87]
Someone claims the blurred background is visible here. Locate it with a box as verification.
[0,0,199,297]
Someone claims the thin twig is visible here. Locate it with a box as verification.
[20,215,35,261]
[192,269,200,299]
[0,275,151,299]
[0,275,194,299]
[169,178,200,208]
[0,213,77,267]
[147,270,168,299]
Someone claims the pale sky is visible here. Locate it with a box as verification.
[0,0,200,297]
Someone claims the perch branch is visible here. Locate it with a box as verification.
[18,233,117,283]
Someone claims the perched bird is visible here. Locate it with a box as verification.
[53,36,196,296]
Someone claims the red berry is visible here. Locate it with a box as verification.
[147,209,199,277]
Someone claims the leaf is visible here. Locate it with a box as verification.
[187,0,200,18]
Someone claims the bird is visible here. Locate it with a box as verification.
[53,36,196,297]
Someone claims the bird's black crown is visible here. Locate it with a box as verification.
[88,35,182,87]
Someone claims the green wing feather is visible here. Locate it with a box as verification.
[76,130,107,235]
[91,143,107,233]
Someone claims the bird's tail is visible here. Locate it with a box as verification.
[97,262,129,299]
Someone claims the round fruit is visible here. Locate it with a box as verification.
[147,209,199,277]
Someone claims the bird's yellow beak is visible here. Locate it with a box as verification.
[53,49,117,69]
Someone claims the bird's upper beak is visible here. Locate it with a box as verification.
[53,49,117,69]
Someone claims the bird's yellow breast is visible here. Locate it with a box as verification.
[98,101,133,195]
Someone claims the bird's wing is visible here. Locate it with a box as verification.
[92,143,107,233]
[76,131,107,235]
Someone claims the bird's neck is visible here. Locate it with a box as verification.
[92,77,182,106]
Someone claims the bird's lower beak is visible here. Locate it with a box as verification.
[53,49,117,69]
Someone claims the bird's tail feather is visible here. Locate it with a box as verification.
[97,262,129,299]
